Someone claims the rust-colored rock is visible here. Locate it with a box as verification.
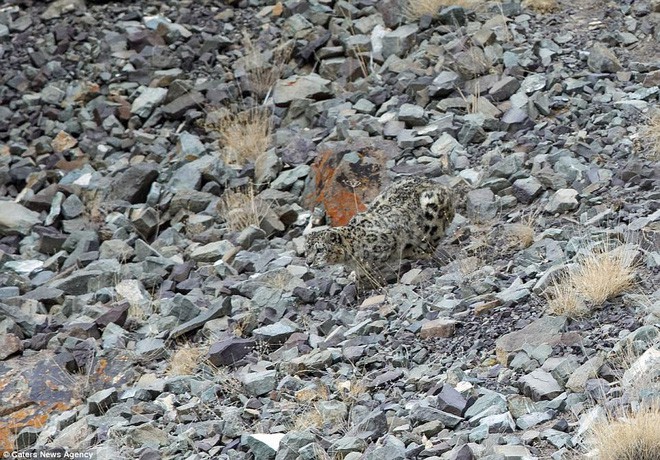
[303,138,398,226]
[51,130,78,153]
[420,318,458,339]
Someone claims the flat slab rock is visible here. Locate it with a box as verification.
[495,316,568,365]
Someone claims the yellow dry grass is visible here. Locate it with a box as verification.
[640,112,660,160]
[292,407,326,431]
[167,343,206,376]
[547,245,637,317]
[218,185,270,233]
[521,0,559,13]
[404,0,482,20]
[243,32,292,102]
[504,223,535,249]
[587,406,660,460]
[210,107,271,166]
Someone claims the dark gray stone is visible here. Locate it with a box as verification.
[108,164,159,204]
[208,337,255,366]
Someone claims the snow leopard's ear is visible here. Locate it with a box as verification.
[303,207,327,235]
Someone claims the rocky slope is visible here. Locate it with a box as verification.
[0,0,659,458]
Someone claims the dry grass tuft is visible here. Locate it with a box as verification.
[546,279,589,317]
[587,406,660,460]
[207,107,271,166]
[546,245,637,317]
[521,0,559,13]
[243,32,293,103]
[292,407,326,431]
[404,0,482,20]
[504,223,535,249]
[218,185,271,233]
[167,343,207,376]
[639,112,660,160]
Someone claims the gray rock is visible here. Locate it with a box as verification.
[99,239,135,261]
[545,189,579,214]
[362,435,406,460]
[162,91,205,118]
[410,404,463,427]
[543,355,580,386]
[566,354,604,392]
[501,107,529,126]
[42,0,86,19]
[0,201,41,236]
[331,436,366,455]
[622,346,660,390]
[108,164,159,204]
[493,445,534,458]
[61,194,84,219]
[242,370,277,396]
[16,427,40,449]
[520,369,563,401]
[465,390,507,421]
[448,444,476,460]
[438,6,468,26]
[135,338,168,361]
[190,240,236,262]
[120,424,169,448]
[176,132,206,158]
[0,286,20,298]
[0,333,23,360]
[207,337,255,366]
[520,74,547,94]
[169,296,232,340]
[273,74,332,106]
[381,24,418,58]
[489,76,520,101]
[285,349,334,373]
[253,319,298,343]
[160,294,202,322]
[398,103,427,126]
[41,84,65,105]
[495,316,567,365]
[431,71,461,96]
[87,387,118,415]
[275,431,316,460]
[479,412,515,433]
[244,433,285,460]
[131,206,159,238]
[255,149,283,185]
[131,87,168,118]
[466,188,498,222]
[516,410,554,429]
[351,407,388,437]
[50,269,116,295]
[512,177,543,204]
[587,43,623,73]
[436,384,468,416]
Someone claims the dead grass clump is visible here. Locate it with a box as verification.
[504,223,535,249]
[587,406,660,460]
[210,107,271,166]
[243,32,293,103]
[167,343,207,376]
[404,0,481,21]
[218,185,270,233]
[639,112,660,160]
[546,245,637,317]
[292,407,325,431]
[521,0,559,13]
[546,280,589,317]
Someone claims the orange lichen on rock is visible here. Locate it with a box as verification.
[305,142,392,226]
